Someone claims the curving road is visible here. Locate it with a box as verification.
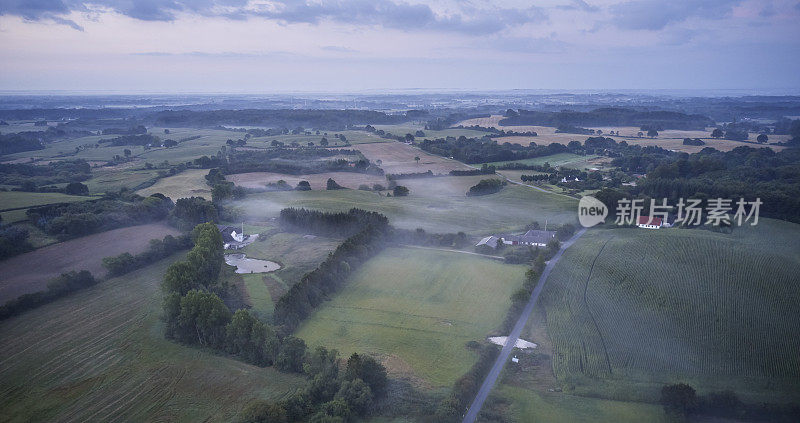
[461,227,588,423]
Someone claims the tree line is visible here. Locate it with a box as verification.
[0,270,96,320]
[273,221,388,333]
[102,233,193,277]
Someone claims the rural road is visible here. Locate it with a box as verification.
[400,244,505,260]
[461,227,588,423]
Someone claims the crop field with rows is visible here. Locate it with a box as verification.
[540,219,800,403]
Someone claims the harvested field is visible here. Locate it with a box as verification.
[136,169,211,200]
[228,171,388,190]
[0,256,305,422]
[0,223,181,303]
[355,141,471,174]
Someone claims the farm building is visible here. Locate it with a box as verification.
[475,230,556,249]
[637,216,663,229]
[217,225,255,250]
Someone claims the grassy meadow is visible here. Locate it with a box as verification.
[0,256,305,422]
[136,168,211,200]
[296,247,527,388]
[0,190,91,211]
[538,219,800,404]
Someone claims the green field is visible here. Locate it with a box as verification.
[484,153,599,168]
[296,247,527,387]
[0,190,91,211]
[539,219,800,404]
[0,256,305,422]
[136,169,211,200]
[234,175,577,235]
[492,385,664,423]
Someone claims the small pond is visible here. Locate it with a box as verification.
[224,254,281,274]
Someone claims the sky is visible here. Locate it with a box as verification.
[0,0,799,92]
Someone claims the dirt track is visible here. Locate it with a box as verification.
[0,223,180,303]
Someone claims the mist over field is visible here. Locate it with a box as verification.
[1,1,799,422]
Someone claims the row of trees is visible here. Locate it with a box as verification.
[274,210,389,332]
[102,233,193,277]
[278,208,389,238]
[0,270,96,320]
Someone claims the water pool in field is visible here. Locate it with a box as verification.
[224,254,281,274]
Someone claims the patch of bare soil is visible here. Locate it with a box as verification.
[0,222,181,303]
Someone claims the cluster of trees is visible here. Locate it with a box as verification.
[0,159,91,187]
[0,132,45,155]
[170,196,219,229]
[466,179,506,196]
[449,164,496,176]
[555,124,595,135]
[101,125,146,135]
[660,383,800,421]
[0,270,95,320]
[240,350,389,422]
[326,178,345,190]
[419,135,573,164]
[102,233,193,277]
[682,138,705,146]
[385,170,436,180]
[392,228,469,249]
[221,148,381,176]
[499,107,713,130]
[0,126,94,155]
[99,133,160,146]
[205,168,247,203]
[279,208,389,238]
[27,192,174,239]
[274,211,389,332]
[0,224,34,260]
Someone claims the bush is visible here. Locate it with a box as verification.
[392,185,409,196]
[466,179,505,196]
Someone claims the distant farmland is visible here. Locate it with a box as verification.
[296,247,527,387]
[540,219,800,403]
[0,256,305,422]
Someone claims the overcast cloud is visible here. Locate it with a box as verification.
[0,0,798,91]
